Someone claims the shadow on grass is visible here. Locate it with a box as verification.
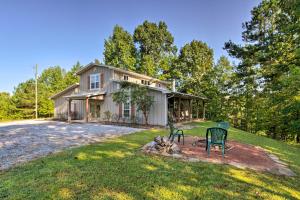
[0,126,300,199]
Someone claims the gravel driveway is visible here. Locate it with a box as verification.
[0,120,141,170]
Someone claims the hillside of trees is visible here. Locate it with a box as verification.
[0,0,299,142]
[0,62,82,120]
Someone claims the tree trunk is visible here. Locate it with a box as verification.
[143,110,148,125]
[295,134,300,143]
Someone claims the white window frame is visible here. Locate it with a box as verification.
[90,73,100,90]
[123,101,131,118]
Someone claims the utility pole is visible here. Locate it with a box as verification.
[35,64,38,119]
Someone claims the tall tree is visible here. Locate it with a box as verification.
[176,40,214,94]
[133,21,177,78]
[64,61,81,87]
[206,56,234,121]
[38,66,65,117]
[12,79,36,119]
[94,59,101,65]
[0,92,16,120]
[224,0,300,140]
[104,25,137,71]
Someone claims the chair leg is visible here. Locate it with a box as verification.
[207,143,210,157]
[170,135,174,142]
[222,144,225,158]
[182,134,184,145]
[178,135,180,143]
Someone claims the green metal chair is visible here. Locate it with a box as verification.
[206,127,227,158]
[217,121,230,130]
[168,121,184,145]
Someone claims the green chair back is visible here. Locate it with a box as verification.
[217,121,230,130]
[210,128,227,144]
[206,127,227,157]
[206,127,227,150]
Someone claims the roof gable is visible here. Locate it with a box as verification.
[50,83,79,99]
[76,63,171,85]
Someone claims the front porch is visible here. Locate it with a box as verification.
[64,91,106,123]
[167,92,207,122]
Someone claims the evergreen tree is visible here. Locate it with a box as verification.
[224,0,300,139]
[12,79,36,119]
[64,61,81,87]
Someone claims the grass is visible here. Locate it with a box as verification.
[0,121,299,200]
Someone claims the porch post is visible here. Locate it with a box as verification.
[173,97,175,118]
[178,97,181,122]
[190,99,192,120]
[67,99,72,123]
[85,97,89,122]
[196,100,199,119]
[202,100,206,120]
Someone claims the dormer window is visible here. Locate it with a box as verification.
[123,75,129,81]
[90,74,100,90]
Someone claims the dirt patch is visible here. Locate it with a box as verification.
[143,136,295,176]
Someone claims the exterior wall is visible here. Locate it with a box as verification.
[79,66,113,92]
[53,87,84,120]
[114,71,168,89]
[101,82,168,126]
[54,65,169,125]
[146,90,168,126]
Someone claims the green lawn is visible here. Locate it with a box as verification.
[0,121,299,200]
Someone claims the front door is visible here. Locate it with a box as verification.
[90,101,101,120]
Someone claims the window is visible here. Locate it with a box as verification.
[158,83,161,87]
[123,102,130,117]
[123,75,129,81]
[90,74,100,90]
[141,80,150,85]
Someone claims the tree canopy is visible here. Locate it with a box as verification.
[104,25,137,71]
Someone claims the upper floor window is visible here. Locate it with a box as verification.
[123,75,129,81]
[141,80,150,85]
[90,74,100,90]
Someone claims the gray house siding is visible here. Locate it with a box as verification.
[52,64,169,126]
[53,87,85,120]
[79,66,113,93]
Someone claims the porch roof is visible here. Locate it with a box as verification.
[50,83,79,99]
[64,91,106,100]
[166,91,208,101]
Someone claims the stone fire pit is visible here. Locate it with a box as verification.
[142,136,181,155]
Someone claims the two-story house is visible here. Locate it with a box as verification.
[51,63,207,126]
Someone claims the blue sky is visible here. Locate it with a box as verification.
[0,0,260,93]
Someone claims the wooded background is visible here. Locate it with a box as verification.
[0,0,299,142]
